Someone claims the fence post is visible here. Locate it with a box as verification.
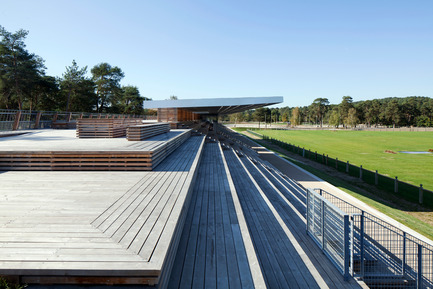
[346,161,349,173]
[315,151,317,160]
[326,154,328,166]
[395,177,398,193]
[12,111,22,130]
[375,170,378,185]
[336,157,338,169]
[417,244,422,289]
[303,148,305,158]
[359,165,363,179]
[419,184,423,204]
[344,214,350,281]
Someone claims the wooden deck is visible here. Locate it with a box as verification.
[168,142,257,289]
[0,128,367,288]
[221,146,363,289]
[0,133,205,286]
[0,129,191,171]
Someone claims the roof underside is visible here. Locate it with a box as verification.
[143,96,283,115]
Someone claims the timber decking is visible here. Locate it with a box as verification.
[0,129,191,171]
[168,142,255,289]
[223,147,363,289]
[0,127,366,288]
[76,118,143,138]
[127,123,170,141]
[0,135,205,286]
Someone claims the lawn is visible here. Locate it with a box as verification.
[252,129,433,191]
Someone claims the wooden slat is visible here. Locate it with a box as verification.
[76,118,143,138]
[0,129,191,171]
[168,142,255,289]
[127,123,170,141]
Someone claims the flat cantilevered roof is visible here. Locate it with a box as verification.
[143,96,283,115]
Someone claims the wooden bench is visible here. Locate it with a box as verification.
[76,118,143,138]
[127,123,170,141]
[0,130,192,171]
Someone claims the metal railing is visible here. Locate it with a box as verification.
[0,109,157,131]
[308,188,433,288]
[306,188,351,280]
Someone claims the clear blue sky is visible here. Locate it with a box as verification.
[1,0,432,107]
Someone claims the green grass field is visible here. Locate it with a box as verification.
[253,129,433,190]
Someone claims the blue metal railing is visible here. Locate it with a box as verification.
[308,188,433,289]
[306,188,351,280]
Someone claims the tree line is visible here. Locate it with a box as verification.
[225,96,433,128]
[0,26,154,115]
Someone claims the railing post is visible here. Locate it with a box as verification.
[344,214,350,281]
[395,177,398,193]
[321,200,325,250]
[346,161,349,173]
[306,190,310,233]
[360,212,365,277]
[375,170,379,185]
[336,157,338,169]
[350,215,354,276]
[419,184,423,204]
[417,244,422,289]
[402,232,406,276]
[303,148,305,158]
[359,165,363,179]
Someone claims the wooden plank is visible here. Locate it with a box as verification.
[204,148,217,288]
[178,155,206,288]
[0,129,191,171]
[191,148,208,289]
[240,157,311,288]
[223,148,290,288]
[165,169,200,288]
[212,143,230,289]
[21,276,157,286]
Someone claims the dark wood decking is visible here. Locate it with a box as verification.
[222,146,363,289]
[168,142,255,289]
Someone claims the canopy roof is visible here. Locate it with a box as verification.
[143,96,283,115]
